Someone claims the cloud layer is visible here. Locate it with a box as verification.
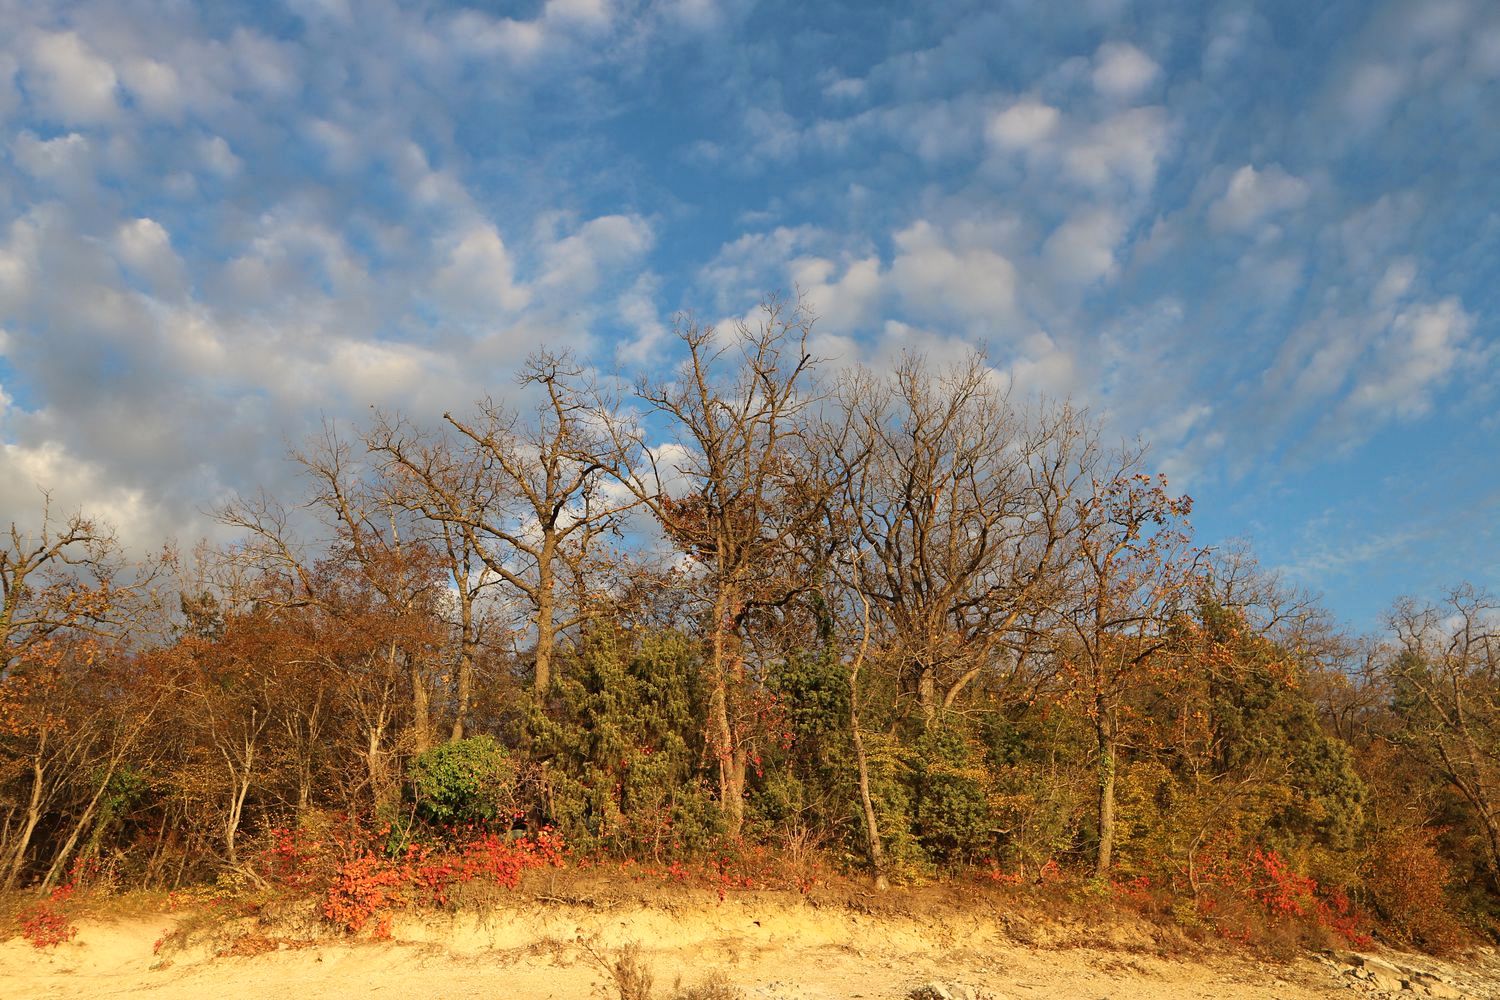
[0,0,1495,626]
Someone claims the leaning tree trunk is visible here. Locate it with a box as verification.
[3,754,47,890]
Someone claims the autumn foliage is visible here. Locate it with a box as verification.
[0,310,1492,955]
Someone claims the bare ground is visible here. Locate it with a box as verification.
[4,881,1496,999]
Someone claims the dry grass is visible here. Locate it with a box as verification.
[585,940,744,1000]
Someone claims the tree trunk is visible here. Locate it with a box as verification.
[409,656,432,754]
[917,664,937,722]
[43,763,116,888]
[534,556,556,703]
[710,588,744,836]
[1094,711,1116,881]
[851,659,888,890]
[366,717,395,815]
[225,766,252,866]
[451,597,476,742]
[3,756,45,890]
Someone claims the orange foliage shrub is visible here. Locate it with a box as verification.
[1363,827,1464,953]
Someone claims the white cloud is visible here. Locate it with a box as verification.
[1043,209,1125,286]
[0,243,29,312]
[1209,164,1310,233]
[322,338,449,406]
[12,131,92,181]
[115,219,187,296]
[985,98,1060,150]
[546,0,613,29]
[539,214,654,295]
[230,29,300,98]
[1475,23,1500,76]
[614,274,671,366]
[792,255,883,334]
[1342,62,1407,129]
[1002,330,1078,399]
[1063,106,1172,192]
[198,135,242,178]
[1347,298,1473,418]
[26,31,119,123]
[889,220,1017,325]
[444,0,609,62]
[306,118,361,172]
[824,76,867,101]
[121,56,183,118]
[0,439,153,548]
[698,225,820,310]
[159,306,228,374]
[432,224,531,314]
[0,53,18,124]
[1372,258,1418,307]
[1092,42,1160,100]
[659,0,727,32]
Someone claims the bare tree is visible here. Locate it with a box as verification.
[628,298,823,837]
[1,497,125,674]
[0,498,156,888]
[364,418,503,741]
[833,353,1092,721]
[373,352,637,706]
[1387,585,1500,890]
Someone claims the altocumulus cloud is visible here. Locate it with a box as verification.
[0,0,1494,626]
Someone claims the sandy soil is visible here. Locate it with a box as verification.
[1,886,1490,1000]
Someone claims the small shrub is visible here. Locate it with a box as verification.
[322,853,406,935]
[598,941,655,1000]
[1193,845,1369,953]
[408,735,518,828]
[16,881,79,949]
[669,974,744,1000]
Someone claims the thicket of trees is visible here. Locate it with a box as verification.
[1,300,1494,949]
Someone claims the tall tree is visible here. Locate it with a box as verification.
[1050,470,1198,879]
[630,298,823,837]
[373,352,636,705]
[833,353,1094,721]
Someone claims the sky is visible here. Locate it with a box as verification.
[0,0,1496,632]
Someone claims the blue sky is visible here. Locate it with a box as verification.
[0,0,1496,630]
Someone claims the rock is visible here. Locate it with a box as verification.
[1339,955,1408,993]
[909,985,956,1000]
[1420,982,1462,999]
[908,984,991,1000]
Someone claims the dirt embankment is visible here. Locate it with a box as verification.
[3,884,1496,999]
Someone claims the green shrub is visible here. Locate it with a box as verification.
[908,725,994,866]
[408,735,517,828]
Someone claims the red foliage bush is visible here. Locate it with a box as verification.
[257,821,569,935]
[1194,846,1369,951]
[16,882,79,949]
[322,853,408,935]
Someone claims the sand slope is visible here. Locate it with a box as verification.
[1,891,1490,999]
